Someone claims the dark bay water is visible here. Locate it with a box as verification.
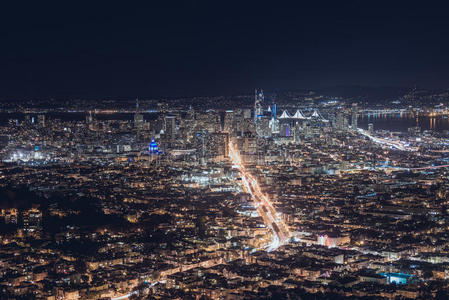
[359,113,449,132]
[1,112,449,132]
[0,112,158,125]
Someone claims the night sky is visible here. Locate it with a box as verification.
[1,1,449,98]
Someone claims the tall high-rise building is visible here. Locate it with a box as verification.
[134,98,144,130]
[183,106,196,142]
[223,110,234,133]
[86,111,93,124]
[86,111,97,131]
[293,122,301,143]
[243,118,256,136]
[254,89,264,121]
[38,114,46,128]
[351,103,358,131]
[256,117,270,137]
[336,111,347,130]
[269,118,280,134]
[211,132,229,158]
[195,130,210,160]
[164,115,176,141]
[243,109,252,119]
[269,102,279,134]
[303,122,312,138]
[280,123,291,137]
[271,103,277,120]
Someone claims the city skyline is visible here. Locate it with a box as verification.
[1,88,449,298]
[3,2,449,300]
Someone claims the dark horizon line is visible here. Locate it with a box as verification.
[0,84,445,102]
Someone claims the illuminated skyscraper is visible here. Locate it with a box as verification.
[336,111,347,130]
[223,110,234,133]
[183,106,196,142]
[86,111,97,131]
[254,89,264,121]
[211,132,229,158]
[256,117,270,137]
[86,111,93,124]
[164,115,176,141]
[351,103,358,131]
[134,98,144,130]
[243,109,252,119]
[293,122,301,143]
[269,103,279,134]
[195,130,210,161]
[269,117,279,134]
[280,123,291,137]
[38,114,45,128]
[271,103,277,120]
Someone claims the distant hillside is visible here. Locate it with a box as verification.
[315,86,411,102]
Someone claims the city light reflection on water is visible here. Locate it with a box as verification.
[359,113,449,132]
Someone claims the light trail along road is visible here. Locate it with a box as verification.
[229,141,291,251]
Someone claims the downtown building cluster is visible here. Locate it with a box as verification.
[1,91,449,299]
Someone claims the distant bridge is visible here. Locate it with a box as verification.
[361,108,409,115]
[358,129,410,151]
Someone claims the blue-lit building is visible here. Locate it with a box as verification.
[271,103,277,120]
[149,139,158,153]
